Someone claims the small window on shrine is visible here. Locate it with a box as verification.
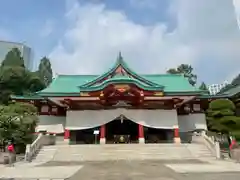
[41,105,49,113]
[193,104,201,111]
[52,107,58,114]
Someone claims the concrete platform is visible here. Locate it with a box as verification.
[0,166,82,179]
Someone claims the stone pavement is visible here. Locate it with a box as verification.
[1,143,240,180]
[0,166,82,179]
[41,159,240,180]
[1,159,240,180]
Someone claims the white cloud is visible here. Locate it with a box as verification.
[49,0,240,83]
[129,0,158,9]
[233,0,240,27]
[40,19,55,37]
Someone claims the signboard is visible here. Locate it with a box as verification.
[114,84,130,93]
[93,130,100,135]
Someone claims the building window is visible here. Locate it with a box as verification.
[193,104,201,112]
[41,105,49,113]
[52,107,58,114]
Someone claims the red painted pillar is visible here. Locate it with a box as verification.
[64,129,70,143]
[173,126,181,143]
[138,124,145,143]
[174,128,179,137]
[100,124,106,144]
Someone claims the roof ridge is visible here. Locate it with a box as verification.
[142,74,183,77]
[57,74,97,77]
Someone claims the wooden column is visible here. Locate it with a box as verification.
[100,124,106,144]
[64,129,70,143]
[173,125,181,144]
[138,124,145,144]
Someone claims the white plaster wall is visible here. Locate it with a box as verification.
[178,113,207,132]
[66,109,178,130]
[36,115,66,133]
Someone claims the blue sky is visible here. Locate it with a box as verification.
[0,0,240,85]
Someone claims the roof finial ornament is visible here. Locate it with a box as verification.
[117,51,123,63]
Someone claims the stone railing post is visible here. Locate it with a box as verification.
[215,141,221,159]
[25,133,44,162]
[201,132,221,159]
[25,133,57,162]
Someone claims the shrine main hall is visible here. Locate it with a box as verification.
[12,54,221,144]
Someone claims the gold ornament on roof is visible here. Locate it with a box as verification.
[80,92,90,96]
[100,91,104,97]
[114,84,130,93]
[154,92,164,96]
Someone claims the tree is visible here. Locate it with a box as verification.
[231,74,240,86]
[0,48,45,104]
[199,82,208,91]
[38,57,53,86]
[0,102,38,153]
[219,74,240,94]
[206,99,240,136]
[1,48,25,67]
[167,64,197,86]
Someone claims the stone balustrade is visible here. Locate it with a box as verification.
[201,131,221,159]
[230,148,240,162]
[25,133,56,162]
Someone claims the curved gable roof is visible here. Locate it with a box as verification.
[80,53,162,88]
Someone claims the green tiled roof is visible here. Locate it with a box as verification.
[10,94,44,100]
[218,85,240,97]
[199,94,229,99]
[36,73,205,96]
[141,74,201,93]
[38,75,97,95]
[80,75,164,92]
[35,53,206,97]
[80,53,160,87]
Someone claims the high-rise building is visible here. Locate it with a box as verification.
[0,40,34,70]
[208,81,229,95]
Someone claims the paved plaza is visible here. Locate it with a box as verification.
[43,159,240,180]
[1,144,240,180]
[1,159,240,180]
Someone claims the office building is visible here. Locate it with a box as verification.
[0,40,33,70]
[208,81,229,95]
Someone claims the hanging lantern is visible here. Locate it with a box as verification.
[120,115,124,123]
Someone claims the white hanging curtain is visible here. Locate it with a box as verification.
[66,109,125,130]
[124,109,178,129]
[66,109,178,130]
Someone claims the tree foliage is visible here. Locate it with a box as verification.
[231,74,240,86]
[167,64,197,86]
[0,48,46,104]
[219,74,240,94]
[0,48,53,152]
[37,57,53,87]
[0,102,38,153]
[199,82,208,91]
[206,99,240,135]
[1,48,25,67]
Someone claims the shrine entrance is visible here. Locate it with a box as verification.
[105,117,139,144]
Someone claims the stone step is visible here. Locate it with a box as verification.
[31,143,216,163]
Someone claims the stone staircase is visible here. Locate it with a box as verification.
[185,144,215,159]
[38,143,216,162]
[32,146,57,163]
[19,136,216,165]
[15,146,57,167]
